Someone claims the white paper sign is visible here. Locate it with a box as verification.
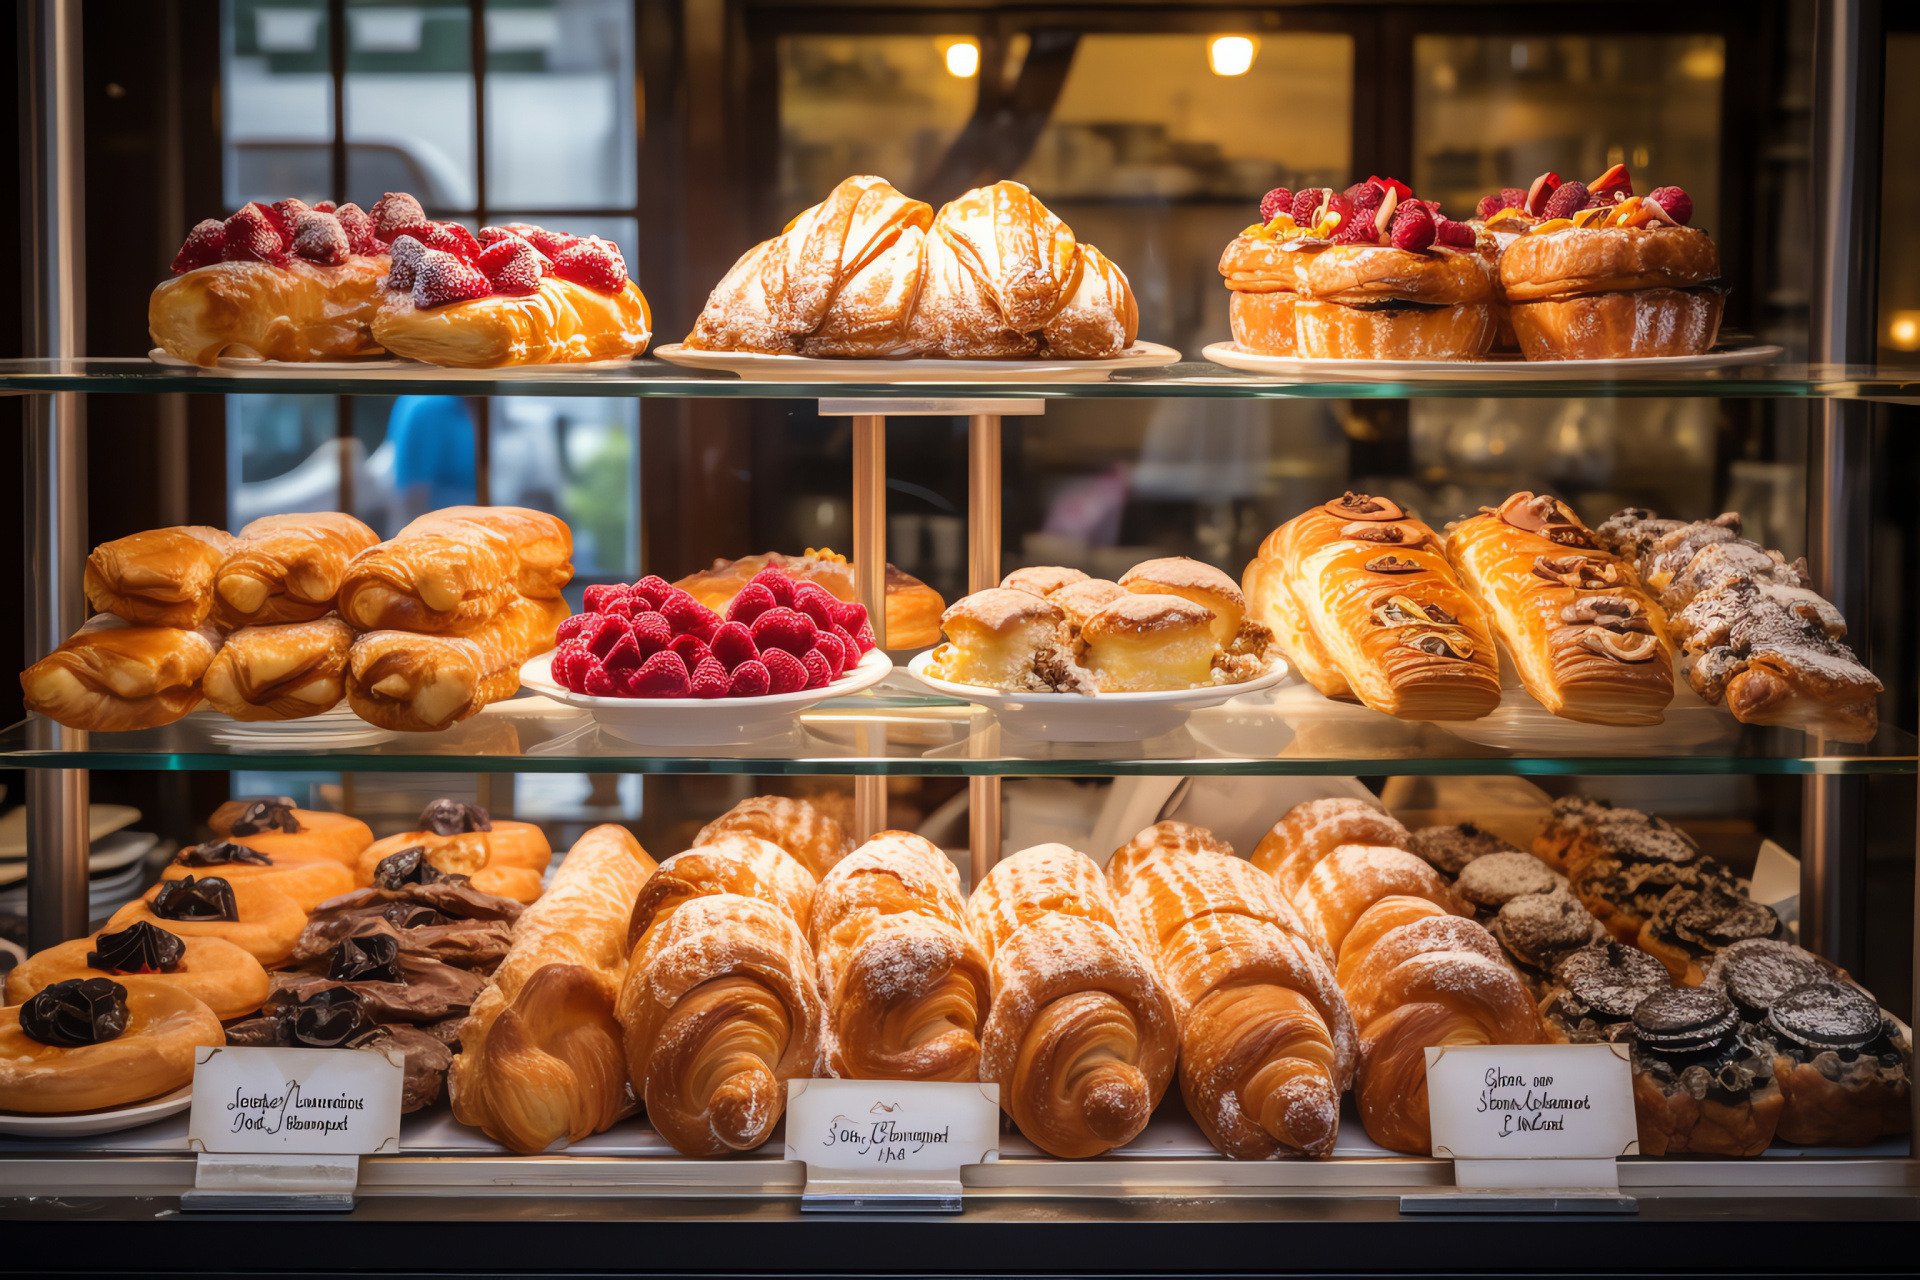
[785,1080,1000,1210]
[189,1046,403,1155]
[1425,1043,1639,1161]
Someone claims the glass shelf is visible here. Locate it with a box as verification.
[2,357,1918,401]
[4,687,1911,775]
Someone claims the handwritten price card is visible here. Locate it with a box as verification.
[785,1080,1000,1212]
[1425,1043,1638,1168]
[188,1046,403,1155]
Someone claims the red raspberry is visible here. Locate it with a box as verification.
[292,210,350,266]
[629,611,672,654]
[689,657,731,699]
[384,235,427,291]
[1648,187,1693,225]
[629,650,691,698]
[582,663,617,697]
[1259,188,1292,222]
[583,583,626,613]
[833,623,862,661]
[725,582,780,626]
[313,200,337,214]
[476,236,545,296]
[1369,176,1414,200]
[800,649,832,689]
[728,660,771,698]
[1542,180,1589,221]
[334,203,380,255]
[826,598,868,633]
[222,203,291,266]
[1389,202,1435,251]
[580,613,628,659]
[709,621,759,671]
[790,584,839,633]
[411,250,492,308]
[551,237,627,294]
[751,607,817,657]
[551,639,589,686]
[1433,218,1478,249]
[660,592,720,642]
[630,576,674,610]
[603,595,644,620]
[1524,172,1562,217]
[476,226,517,249]
[555,613,592,643]
[601,633,644,675]
[749,568,796,607]
[852,616,877,653]
[762,648,808,695]
[171,219,227,274]
[505,223,581,259]
[420,221,482,262]
[1327,194,1376,244]
[1290,188,1325,226]
[370,192,427,242]
[1343,181,1384,220]
[668,634,711,669]
[813,631,847,679]
[1475,194,1504,220]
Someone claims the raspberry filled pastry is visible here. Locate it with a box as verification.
[1220,178,1495,360]
[149,195,399,366]
[371,220,651,368]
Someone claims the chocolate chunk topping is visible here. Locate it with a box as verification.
[1712,939,1833,1019]
[280,987,377,1050]
[1653,883,1781,951]
[1632,987,1739,1052]
[179,840,272,868]
[1767,981,1883,1052]
[1487,492,1598,548]
[383,903,449,930]
[1325,491,1405,522]
[1408,822,1517,876]
[1343,521,1421,545]
[1532,555,1622,590]
[1457,852,1561,908]
[87,921,186,974]
[328,931,405,984]
[1493,892,1599,967]
[20,977,130,1047]
[418,799,491,836]
[151,875,239,922]
[1553,940,1670,1020]
[374,847,452,890]
[1590,815,1700,866]
[230,800,301,835]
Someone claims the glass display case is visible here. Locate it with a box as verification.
[3,0,1915,1273]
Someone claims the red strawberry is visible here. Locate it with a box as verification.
[833,623,862,661]
[370,192,427,242]
[629,611,672,654]
[420,220,482,262]
[292,210,350,266]
[668,634,712,669]
[556,613,592,643]
[726,582,780,626]
[762,648,808,695]
[629,576,674,610]
[1290,188,1326,226]
[1433,217,1478,249]
[751,607,817,656]
[709,621,759,670]
[1542,180,1589,221]
[1475,194,1504,220]
[171,219,227,274]
[476,236,545,295]
[551,236,627,294]
[581,613,628,659]
[269,198,310,241]
[629,650,691,698]
[728,660,771,698]
[582,662,617,696]
[583,583,626,613]
[476,226,518,249]
[661,592,721,642]
[1389,202,1435,251]
[222,203,290,266]
[384,235,428,291]
[601,633,644,675]
[1259,188,1293,222]
[334,203,379,255]
[411,249,492,308]
[826,598,868,633]
[1648,186,1693,225]
[689,657,731,699]
[800,648,832,689]
[313,200,337,214]
[790,583,839,633]
[813,631,847,679]
[506,223,581,259]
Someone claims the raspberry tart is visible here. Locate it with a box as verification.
[1477,167,1723,360]
[371,220,651,368]
[149,195,396,366]
[1218,177,1495,361]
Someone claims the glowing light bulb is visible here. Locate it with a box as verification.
[945,40,979,78]
[1890,312,1920,351]
[1208,35,1256,77]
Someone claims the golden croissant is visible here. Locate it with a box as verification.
[212,511,379,628]
[1250,797,1412,900]
[693,795,854,883]
[449,824,657,1154]
[687,176,1138,359]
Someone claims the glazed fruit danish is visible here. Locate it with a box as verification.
[149,195,396,366]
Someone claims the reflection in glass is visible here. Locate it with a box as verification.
[1879,34,1920,366]
[485,0,636,210]
[344,0,477,210]
[222,0,334,206]
[489,397,641,583]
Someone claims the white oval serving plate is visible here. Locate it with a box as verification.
[1200,342,1783,380]
[653,341,1182,383]
[0,1085,194,1138]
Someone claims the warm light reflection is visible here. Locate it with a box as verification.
[944,40,979,78]
[1208,36,1256,77]
[1890,311,1920,351]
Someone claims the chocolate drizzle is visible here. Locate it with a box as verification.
[229,800,301,836]
[1487,492,1598,549]
[418,799,491,836]
[19,977,130,1047]
[87,921,186,974]
[373,847,453,890]
[178,840,272,868]
[383,903,449,930]
[1324,492,1404,522]
[328,931,405,984]
[151,875,239,922]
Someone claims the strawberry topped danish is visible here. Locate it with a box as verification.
[1219,177,1496,361]
[1475,168,1722,360]
[370,208,652,368]
[149,196,393,366]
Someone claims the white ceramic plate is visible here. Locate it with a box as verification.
[1437,677,1743,753]
[0,804,140,859]
[653,341,1183,383]
[904,652,1290,742]
[519,647,893,746]
[190,704,395,749]
[147,348,411,371]
[0,1085,194,1138]
[1200,342,1784,380]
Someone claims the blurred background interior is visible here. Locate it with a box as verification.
[1,0,1917,1006]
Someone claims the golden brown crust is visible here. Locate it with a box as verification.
[1228,290,1298,356]
[1773,1050,1912,1147]
[1293,301,1497,361]
[202,616,355,722]
[210,805,374,866]
[1510,288,1724,360]
[7,936,270,1021]
[345,595,568,733]
[148,255,389,367]
[694,796,853,883]
[1632,1067,1782,1156]
[0,982,225,1113]
[105,876,308,967]
[1500,226,1720,301]
[1218,234,1304,294]
[373,277,651,368]
[20,616,221,732]
[212,512,379,628]
[1296,245,1494,306]
[85,527,236,628]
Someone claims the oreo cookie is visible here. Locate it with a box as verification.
[1767,981,1883,1054]
[1408,822,1517,876]
[1649,883,1783,955]
[1551,940,1670,1022]
[1709,939,1834,1022]
[1632,987,1740,1055]
[1494,891,1600,969]
[1457,852,1560,912]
